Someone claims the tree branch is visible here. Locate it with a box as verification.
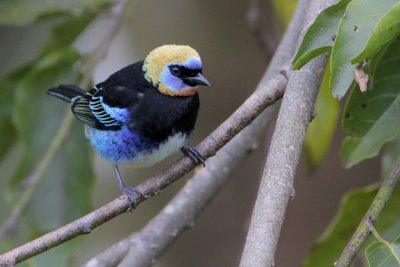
[84,0,311,265]
[239,0,337,266]
[0,68,288,266]
[335,157,400,267]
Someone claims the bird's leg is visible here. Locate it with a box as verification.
[113,165,141,208]
[181,146,205,167]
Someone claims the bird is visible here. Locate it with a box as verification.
[47,44,210,206]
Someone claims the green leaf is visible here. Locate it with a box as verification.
[330,0,399,98]
[292,0,350,70]
[0,0,109,25]
[365,236,400,267]
[302,185,376,267]
[352,2,400,63]
[341,37,400,167]
[302,184,400,267]
[305,61,339,168]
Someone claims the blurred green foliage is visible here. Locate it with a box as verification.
[0,0,110,265]
[0,0,107,24]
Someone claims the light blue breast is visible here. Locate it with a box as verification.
[85,126,158,164]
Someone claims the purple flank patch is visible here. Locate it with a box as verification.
[85,126,157,163]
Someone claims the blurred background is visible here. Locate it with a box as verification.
[0,0,381,266]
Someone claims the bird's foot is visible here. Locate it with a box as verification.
[113,165,142,209]
[181,146,205,167]
[120,185,142,209]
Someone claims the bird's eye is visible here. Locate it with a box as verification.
[170,66,181,77]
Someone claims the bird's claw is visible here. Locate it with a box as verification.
[181,146,205,167]
[120,186,142,209]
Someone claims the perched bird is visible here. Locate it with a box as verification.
[48,44,210,205]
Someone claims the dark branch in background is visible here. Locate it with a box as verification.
[0,69,288,266]
[0,0,131,240]
[84,0,311,265]
[239,0,337,266]
[246,0,281,58]
[335,157,400,267]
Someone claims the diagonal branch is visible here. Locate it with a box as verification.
[0,68,288,266]
[84,0,312,265]
[335,157,400,267]
[239,0,337,266]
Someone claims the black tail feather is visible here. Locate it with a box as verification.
[47,84,86,103]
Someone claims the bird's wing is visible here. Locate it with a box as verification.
[71,62,149,130]
[71,86,131,130]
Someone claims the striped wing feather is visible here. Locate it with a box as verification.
[72,87,123,130]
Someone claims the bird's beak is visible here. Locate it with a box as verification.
[183,73,211,87]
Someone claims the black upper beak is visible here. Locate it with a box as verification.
[183,73,211,87]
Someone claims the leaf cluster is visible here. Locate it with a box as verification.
[294,0,400,265]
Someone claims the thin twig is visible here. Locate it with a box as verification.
[85,0,311,264]
[369,225,390,247]
[0,0,131,240]
[335,157,400,267]
[0,70,288,266]
[239,0,336,266]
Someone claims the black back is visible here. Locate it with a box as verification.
[129,89,199,142]
[67,60,199,141]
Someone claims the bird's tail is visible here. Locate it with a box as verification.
[47,84,86,103]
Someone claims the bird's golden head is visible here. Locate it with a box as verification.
[143,44,210,96]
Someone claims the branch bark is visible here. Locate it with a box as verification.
[335,157,400,267]
[0,69,287,266]
[84,0,311,266]
[239,0,337,266]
